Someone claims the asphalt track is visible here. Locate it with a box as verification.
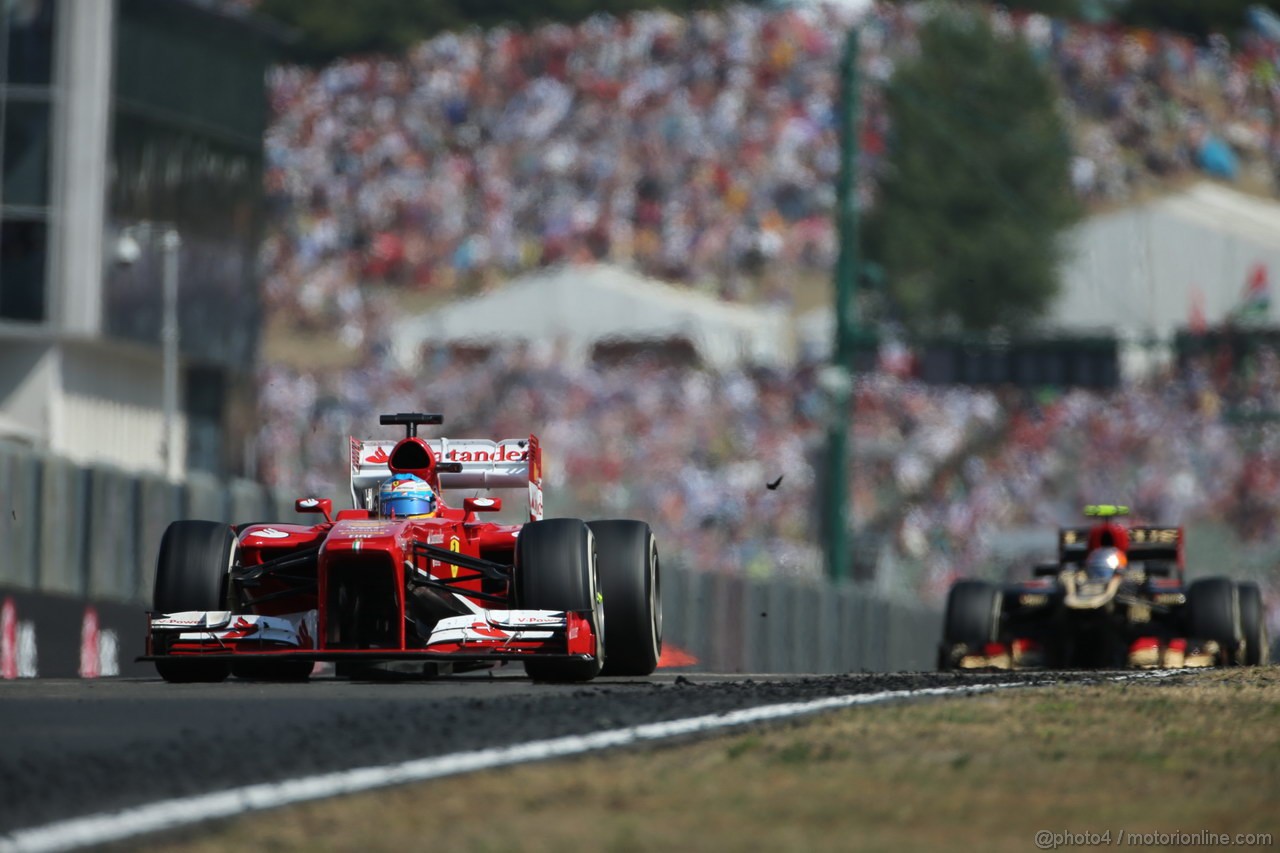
[0,668,1173,850]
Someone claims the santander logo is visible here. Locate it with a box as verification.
[364,447,390,464]
[446,446,529,463]
[251,528,291,539]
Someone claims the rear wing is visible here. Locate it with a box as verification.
[1059,526,1182,564]
[349,435,543,521]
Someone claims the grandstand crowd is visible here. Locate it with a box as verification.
[263,0,1280,338]
[257,2,1280,610]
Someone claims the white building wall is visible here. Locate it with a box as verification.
[0,340,56,443]
[57,344,185,476]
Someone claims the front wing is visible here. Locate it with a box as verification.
[943,636,1222,670]
[142,608,598,664]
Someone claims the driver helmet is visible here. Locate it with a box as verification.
[1084,546,1127,580]
[379,473,437,518]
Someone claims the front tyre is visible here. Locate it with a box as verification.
[939,580,1002,670]
[153,520,237,683]
[1186,577,1243,666]
[515,518,603,682]
[589,520,661,677]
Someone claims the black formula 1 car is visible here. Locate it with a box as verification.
[143,412,662,682]
[939,506,1269,670]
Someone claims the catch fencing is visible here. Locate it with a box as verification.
[0,441,941,674]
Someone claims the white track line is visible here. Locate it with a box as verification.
[0,671,1186,853]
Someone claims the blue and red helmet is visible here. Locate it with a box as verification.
[379,473,437,518]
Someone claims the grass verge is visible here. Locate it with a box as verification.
[142,670,1280,852]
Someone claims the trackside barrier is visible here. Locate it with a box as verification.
[39,456,90,596]
[87,467,138,601]
[837,587,861,671]
[185,472,228,524]
[0,443,306,607]
[229,478,273,527]
[0,588,153,678]
[0,441,946,671]
[0,448,40,589]
[657,566,942,674]
[742,580,768,670]
[816,590,839,674]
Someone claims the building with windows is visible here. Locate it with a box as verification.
[0,0,276,478]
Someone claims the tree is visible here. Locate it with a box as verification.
[869,10,1080,335]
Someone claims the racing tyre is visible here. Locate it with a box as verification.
[1238,582,1269,667]
[1186,577,1243,666]
[515,518,603,682]
[589,520,661,677]
[153,520,237,683]
[940,580,1001,669]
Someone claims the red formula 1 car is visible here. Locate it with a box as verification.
[143,412,662,682]
[938,505,1270,670]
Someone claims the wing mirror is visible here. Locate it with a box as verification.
[463,497,502,514]
[295,497,333,522]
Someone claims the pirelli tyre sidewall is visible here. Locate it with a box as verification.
[940,580,1002,669]
[1237,581,1269,667]
[588,519,662,677]
[515,518,604,682]
[153,520,237,683]
[1186,577,1244,666]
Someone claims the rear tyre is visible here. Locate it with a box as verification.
[1186,577,1243,665]
[589,520,661,677]
[1238,582,1269,667]
[515,518,603,682]
[940,580,1001,670]
[153,520,236,683]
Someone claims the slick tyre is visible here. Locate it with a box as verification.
[589,520,661,677]
[1186,577,1243,666]
[153,520,236,683]
[515,518,603,682]
[941,580,1001,669]
[1238,581,1269,667]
